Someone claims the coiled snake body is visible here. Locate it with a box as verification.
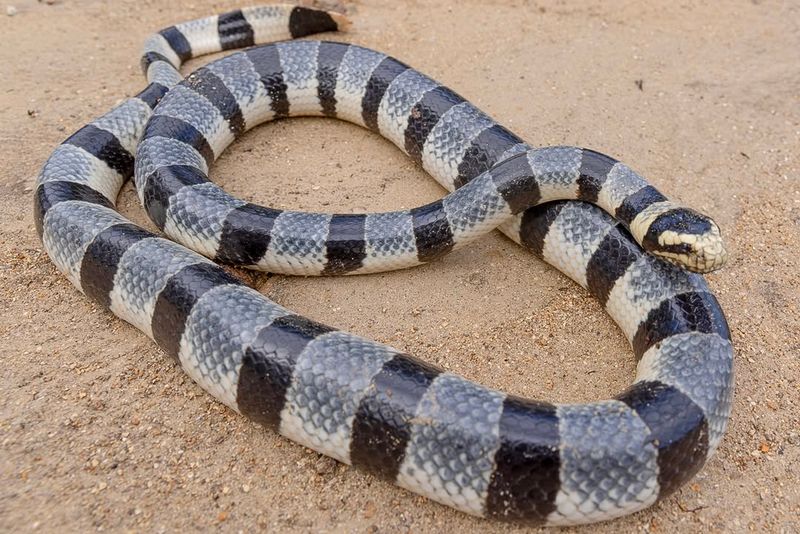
[34,5,734,526]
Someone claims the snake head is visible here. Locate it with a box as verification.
[631,203,728,273]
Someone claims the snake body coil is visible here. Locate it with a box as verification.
[34,5,734,526]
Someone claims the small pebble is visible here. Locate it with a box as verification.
[313,455,335,475]
[6,5,17,16]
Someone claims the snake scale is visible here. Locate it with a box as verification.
[33,4,734,526]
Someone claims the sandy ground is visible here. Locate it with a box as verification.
[1,0,799,531]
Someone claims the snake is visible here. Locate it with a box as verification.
[33,4,734,526]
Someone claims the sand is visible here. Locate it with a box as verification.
[1,0,798,531]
